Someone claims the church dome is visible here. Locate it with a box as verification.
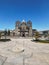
[22,20,26,23]
[21,20,26,25]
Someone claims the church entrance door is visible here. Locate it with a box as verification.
[22,32,25,37]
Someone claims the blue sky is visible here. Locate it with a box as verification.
[0,0,49,31]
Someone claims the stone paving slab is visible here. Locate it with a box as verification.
[4,62,15,65]
[0,38,49,65]
[0,55,7,65]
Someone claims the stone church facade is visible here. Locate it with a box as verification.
[12,20,32,37]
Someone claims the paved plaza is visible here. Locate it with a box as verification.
[0,38,49,65]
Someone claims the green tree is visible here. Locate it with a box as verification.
[4,30,7,39]
[47,34,49,40]
[8,30,10,36]
[0,32,1,39]
[34,31,40,41]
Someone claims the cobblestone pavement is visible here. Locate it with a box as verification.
[0,38,49,65]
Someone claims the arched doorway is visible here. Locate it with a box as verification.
[22,32,25,37]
